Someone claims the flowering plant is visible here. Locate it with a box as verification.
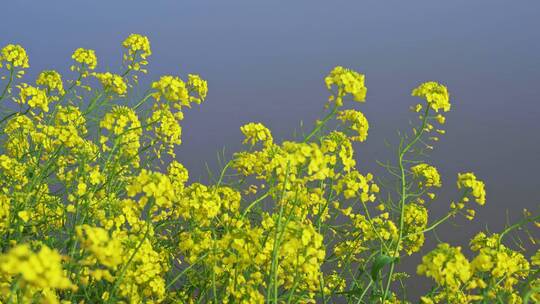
[0,34,538,304]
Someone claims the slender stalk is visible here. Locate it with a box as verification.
[0,67,14,101]
[498,214,540,248]
[267,162,291,304]
[303,104,339,143]
[382,106,430,303]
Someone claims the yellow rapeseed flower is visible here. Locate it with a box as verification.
[325,66,367,106]
[0,244,76,290]
[417,243,471,291]
[123,33,152,59]
[457,172,486,205]
[72,48,97,70]
[187,74,208,104]
[93,72,127,95]
[1,44,29,68]
[337,109,369,142]
[240,122,273,147]
[152,75,189,106]
[36,70,65,97]
[411,163,442,188]
[16,83,50,112]
[412,81,450,112]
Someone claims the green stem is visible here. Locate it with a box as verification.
[357,279,373,304]
[134,92,153,110]
[498,214,540,248]
[303,104,339,143]
[0,68,14,101]
[382,106,430,303]
[241,191,270,218]
[166,252,209,290]
[267,162,291,304]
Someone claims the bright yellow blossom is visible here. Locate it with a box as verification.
[240,122,273,147]
[325,66,367,106]
[0,244,76,290]
[147,104,183,157]
[123,33,151,58]
[457,172,486,205]
[187,73,208,104]
[1,44,29,68]
[151,75,191,108]
[337,109,369,142]
[412,81,451,112]
[417,243,471,291]
[93,72,127,95]
[72,48,97,70]
[403,203,428,254]
[16,83,50,111]
[36,70,65,97]
[411,163,442,188]
[76,225,124,268]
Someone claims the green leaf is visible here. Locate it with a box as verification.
[370,254,396,281]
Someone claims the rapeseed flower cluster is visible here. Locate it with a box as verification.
[71,48,97,70]
[0,44,29,69]
[0,244,76,303]
[187,74,208,104]
[417,243,472,290]
[147,104,183,157]
[412,81,450,113]
[447,172,487,220]
[240,122,273,147]
[94,72,128,96]
[402,203,428,254]
[36,70,65,99]
[418,231,536,303]
[123,34,151,59]
[457,172,486,205]
[0,34,536,304]
[16,83,50,112]
[122,33,151,74]
[337,109,369,142]
[411,163,442,189]
[100,106,142,167]
[325,65,367,106]
[152,75,190,106]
